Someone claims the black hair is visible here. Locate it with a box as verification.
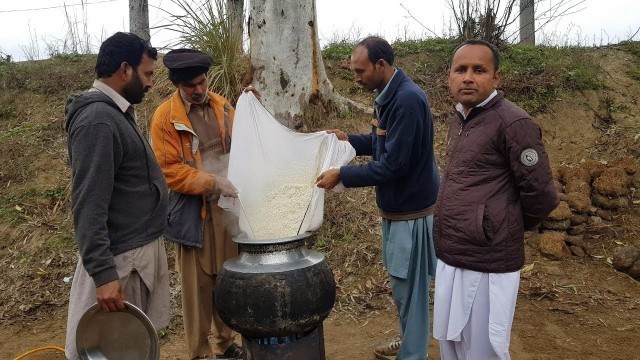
[356,36,395,66]
[95,32,157,78]
[452,39,500,71]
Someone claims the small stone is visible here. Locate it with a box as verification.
[596,209,614,221]
[569,245,586,257]
[592,194,629,210]
[541,219,571,231]
[631,173,640,189]
[544,263,565,276]
[570,214,589,226]
[558,193,568,201]
[538,232,570,260]
[588,206,598,215]
[628,260,640,279]
[548,201,572,221]
[568,223,587,235]
[587,216,603,225]
[566,235,585,248]
[580,237,600,256]
[525,232,540,249]
[612,246,640,271]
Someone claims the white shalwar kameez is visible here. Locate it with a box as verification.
[433,260,520,360]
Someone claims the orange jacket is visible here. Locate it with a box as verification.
[149,90,234,197]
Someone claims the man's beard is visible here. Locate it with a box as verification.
[180,88,207,105]
[122,71,148,104]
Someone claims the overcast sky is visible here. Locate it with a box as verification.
[0,0,638,61]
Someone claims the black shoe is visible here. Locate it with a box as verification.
[218,343,244,359]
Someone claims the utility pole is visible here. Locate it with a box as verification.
[519,0,535,45]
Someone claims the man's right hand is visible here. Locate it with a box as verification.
[213,175,239,198]
[326,129,348,141]
[96,280,125,312]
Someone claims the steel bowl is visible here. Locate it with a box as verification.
[76,301,159,360]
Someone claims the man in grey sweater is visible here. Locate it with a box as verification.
[63,32,170,359]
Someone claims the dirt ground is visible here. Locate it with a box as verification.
[3,48,640,359]
[3,234,640,360]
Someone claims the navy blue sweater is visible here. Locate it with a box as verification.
[340,69,439,215]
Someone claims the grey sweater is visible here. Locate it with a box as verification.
[65,90,169,286]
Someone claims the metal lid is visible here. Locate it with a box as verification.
[76,301,160,360]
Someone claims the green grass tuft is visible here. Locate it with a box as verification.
[157,0,247,103]
[500,45,604,113]
[322,41,355,61]
[392,38,458,57]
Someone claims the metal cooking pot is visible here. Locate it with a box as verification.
[215,232,336,338]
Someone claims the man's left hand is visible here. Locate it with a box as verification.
[243,86,261,99]
[316,168,341,190]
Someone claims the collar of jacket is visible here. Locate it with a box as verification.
[375,68,407,107]
[169,90,196,131]
[168,89,226,129]
[455,90,505,123]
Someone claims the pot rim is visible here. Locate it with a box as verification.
[233,231,313,245]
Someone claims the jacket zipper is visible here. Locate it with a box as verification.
[442,121,467,186]
[435,118,468,243]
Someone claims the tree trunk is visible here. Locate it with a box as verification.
[249,0,365,128]
[129,0,150,42]
[227,0,244,45]
[519,0,535,45]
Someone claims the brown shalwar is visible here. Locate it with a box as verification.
[177,202,239,358]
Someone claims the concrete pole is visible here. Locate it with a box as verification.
[519,0,535,45]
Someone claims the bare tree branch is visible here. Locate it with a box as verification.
[399,3,441,38]
[443,0,586,45]
[627,26,640,41]
[505,1,586,43]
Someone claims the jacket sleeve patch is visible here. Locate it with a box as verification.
[520,148,539,166]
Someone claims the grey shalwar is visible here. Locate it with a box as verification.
[382,215,436,360]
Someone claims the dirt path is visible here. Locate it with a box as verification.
[4,237,640,360]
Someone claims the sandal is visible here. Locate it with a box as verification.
[219,343,244,359]
[374,338,401,360]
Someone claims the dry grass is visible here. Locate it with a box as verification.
[548,201,572,221]
[593,168,631,197]
[558,165,591,185]
[610,156,640,175]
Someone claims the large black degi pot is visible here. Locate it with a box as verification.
[214,232,335,360]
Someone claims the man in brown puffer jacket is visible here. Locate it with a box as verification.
[432,39,558,360]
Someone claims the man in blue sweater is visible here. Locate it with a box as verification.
[316,36,440,360]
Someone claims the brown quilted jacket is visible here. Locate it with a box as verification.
[434,92,558,273]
